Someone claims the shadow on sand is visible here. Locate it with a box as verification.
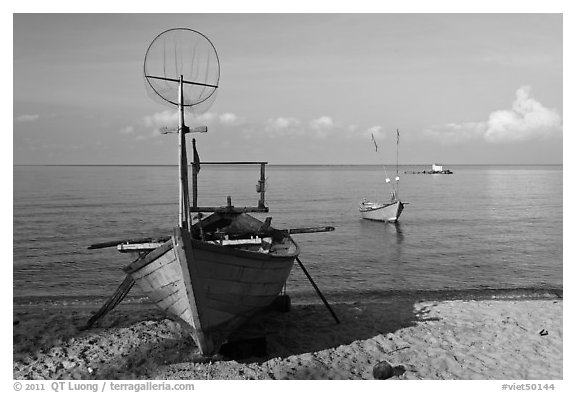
[15,286,559,379]
[226,297,421,361]
[13,294,422,379]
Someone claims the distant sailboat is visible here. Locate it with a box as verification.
[359,129,405,222]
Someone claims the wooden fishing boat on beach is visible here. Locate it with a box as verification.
[360,129,406,223]
[86,28,337,356]
[124,212,299,355]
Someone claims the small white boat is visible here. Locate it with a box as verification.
[360,129,406,222]
[359,196,404,222]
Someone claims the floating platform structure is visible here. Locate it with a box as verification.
[405,163,453,175]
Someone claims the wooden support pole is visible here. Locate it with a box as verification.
[192,138,199,210]
[296,257,340,324]
[285,226,335,235]
[258,163,266,209]
[81,275,135,330]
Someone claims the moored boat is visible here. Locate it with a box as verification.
[359,198,404,222]
[360,129,406,222]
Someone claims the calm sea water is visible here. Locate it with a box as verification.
[13,165,562,301]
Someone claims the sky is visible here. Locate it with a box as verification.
[12,12,563,165]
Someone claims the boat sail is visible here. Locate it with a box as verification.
[359,129,405,222]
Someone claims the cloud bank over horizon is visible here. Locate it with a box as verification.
[127,86,561,148]
[424,86,562,145]
[127,111,390,144]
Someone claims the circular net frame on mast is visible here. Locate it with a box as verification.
[143,28,220,115]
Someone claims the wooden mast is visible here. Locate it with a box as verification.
[395,128,399,199]
[179,75,191,230]
[192,139,199,210]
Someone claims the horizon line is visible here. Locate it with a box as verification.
[13,163,564,167]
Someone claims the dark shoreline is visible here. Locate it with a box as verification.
[13,286,562,307]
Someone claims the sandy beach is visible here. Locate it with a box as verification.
[13,292,562,380]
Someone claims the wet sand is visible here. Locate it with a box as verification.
[13,293,562,380]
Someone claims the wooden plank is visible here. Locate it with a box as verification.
[192,161,268,165]
[178,305,193,320]
[146,286,180,308]
[156,291,191,318]
[137,268,181,298]
[173,228,212,353]
[193,248,268,270]
[286,226,335,235]
[130,251,178,280]
[190,206,269,213]
[202,278,286,299]
[194,261,292,284]
[198,253,293,271]
[89,236,170,250]
[205,237,269,246]
[117,243,164,252]
[180,228,267,338]
[123,240,173,274]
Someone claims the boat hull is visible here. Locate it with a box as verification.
[359,200,404,222]
[124,214,299,355]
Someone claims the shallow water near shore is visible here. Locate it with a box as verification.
[13,164,562,301]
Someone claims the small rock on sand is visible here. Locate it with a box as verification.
[373,360,394,379]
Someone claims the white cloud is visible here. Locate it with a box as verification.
[261,117,303,138]
[262,115,354,140]
[143,110,178,128]
[424,86,562,144]
[144,110,243,129]
[193,111,244,126]
[310,116,334,130]
[219,112,241,126]
[267,117,301,130]
[15,114,39,122]
[309,116,337,139]
[484,86,562,143]
[366,125,386,139]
